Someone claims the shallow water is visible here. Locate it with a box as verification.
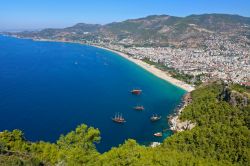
[0,35,185,152]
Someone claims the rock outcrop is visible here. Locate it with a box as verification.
[168,93,196,132]
[219,86,249,108]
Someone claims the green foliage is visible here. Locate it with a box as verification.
[97,139,229,166]
[230,84,250,94]
[56,124,100,165]
[0,83,249,165]
[0,155,42,166]
[163,83,250,165]
[0,124,101,165]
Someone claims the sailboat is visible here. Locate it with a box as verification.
[112,112,126,123]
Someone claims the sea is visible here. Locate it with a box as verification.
[0,35,186,152]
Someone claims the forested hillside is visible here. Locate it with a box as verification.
[0,82,249,165]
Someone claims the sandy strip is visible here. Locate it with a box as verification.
[93,45,195,92]
[14,36,194,92]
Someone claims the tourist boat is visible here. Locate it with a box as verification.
[150,114,161,121]
[131,89,142,95]
[112,113,126,123]
[133,106,144,111]
[153,132,163,137]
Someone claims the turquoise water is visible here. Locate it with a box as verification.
[0,35,186,152]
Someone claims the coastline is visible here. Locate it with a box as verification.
[92,45,195,92]
[168,93,195,132]
[2,35,196,142]
[30,38,196,133]
[8,35,195,92]
[91,44,196,132]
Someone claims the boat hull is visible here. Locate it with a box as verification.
[131,90,142,95]
[154,132,163,137]
[150,116,161,122]
[134,106,144,111]
[112,118,126,123]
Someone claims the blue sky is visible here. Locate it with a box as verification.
[0,0,250,31]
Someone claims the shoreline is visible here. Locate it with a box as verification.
[8,35,195,92]
[92,45,195,92]
[168,92,195,132]
[3,35,196,143]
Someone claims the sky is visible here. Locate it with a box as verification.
[0,0,250,31]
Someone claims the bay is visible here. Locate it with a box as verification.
[0,35,185,152]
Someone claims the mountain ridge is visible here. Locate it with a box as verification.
[10,13,250,48]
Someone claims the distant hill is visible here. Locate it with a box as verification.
[12,13,250,47]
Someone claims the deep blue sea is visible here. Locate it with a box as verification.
[0,35,185,152]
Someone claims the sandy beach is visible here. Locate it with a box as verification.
[93,45,195,92]
[14,35,194,92]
